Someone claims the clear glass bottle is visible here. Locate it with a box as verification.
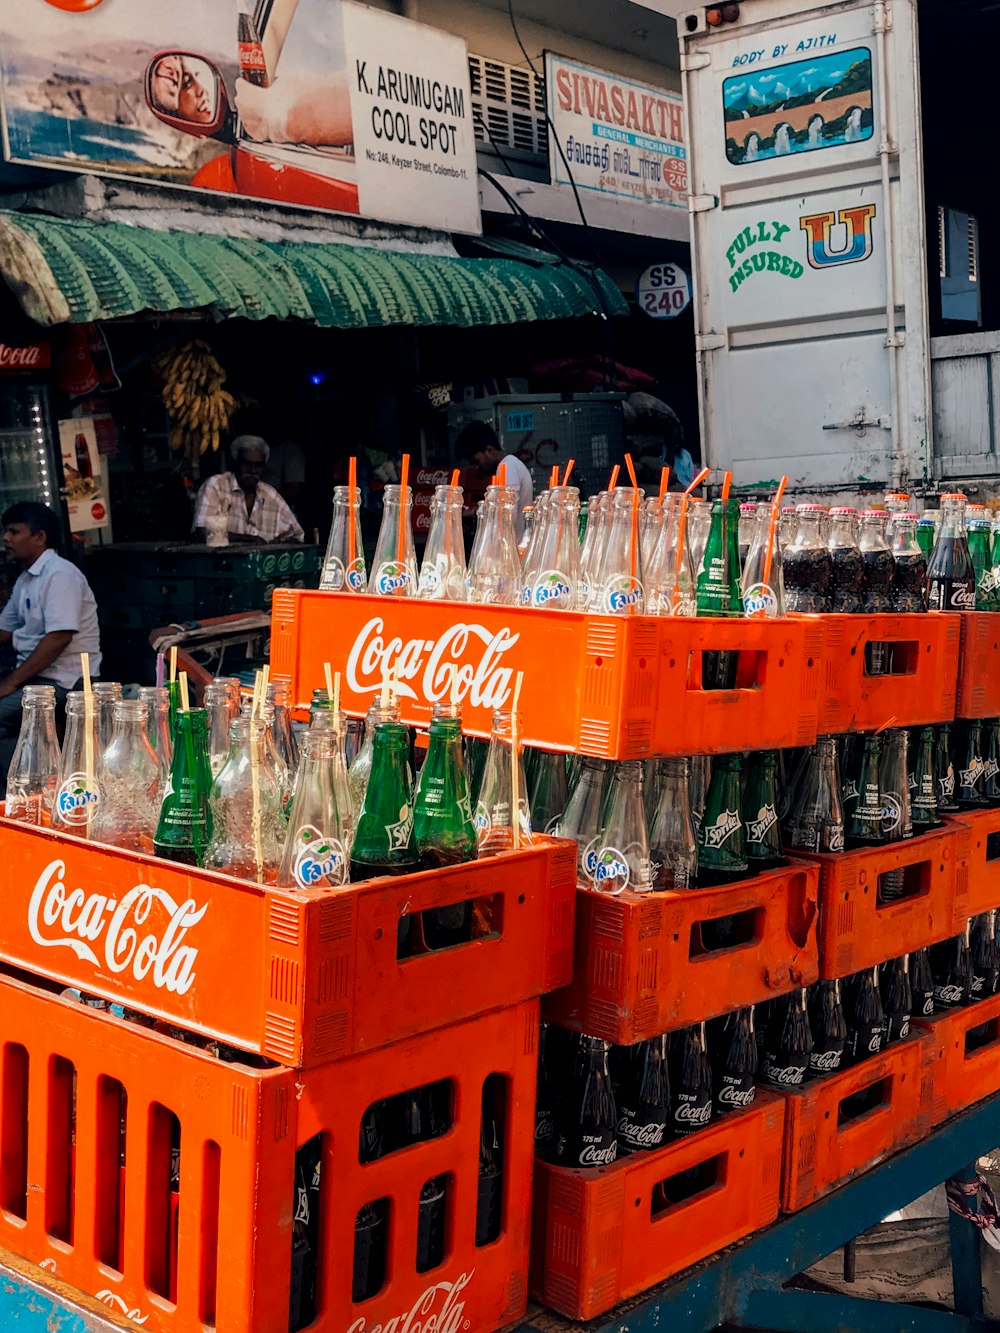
[524,485,581,610]
[52,690,101,834]
[788,736,845,854]
[519,490,549,602]
[278,727,350,890]
[738,501,757,568]
[741,500,785,617]
[557,755,611,886]
[589,487,646,615]
[827,507,865,613]
[205,680,235,780]
[205,716,283,884]
[529,749,569,836]
[577,491,609,610]
[320,483,366,592]
[308,704,357,851]
[6,684,60,826]
[418,484,468,601]
[686,499,713,578]
[591,761,652,894]
[891,513,928,613]
[348,698,401,813]
[474,709,532,855]
[242,698,292,812]
[368,483,418,598]
[92,699,163,853]
[784,505,833,613]
[138,685,173,780]
[467,484,522,606]
[648,756,698,891]
[93,681,123,754]
[859,510,896,612]
[647,495,696,616]
[267,680,299,785]
[926,492,976,612]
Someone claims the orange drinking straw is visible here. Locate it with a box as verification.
[348,455,357,569]
[721,470,732,504]
[498,462,507,487]
[624,453,638,489]
[397,454,410,590]
[762,475,789,591]
[623,454,640,613]
[659,467,670,502]
[673,495,690,612]
[609,464,620,491]
[684,465,711,497]
[451,468,460,486]
[550,465,559,488]
[563,459,575,486]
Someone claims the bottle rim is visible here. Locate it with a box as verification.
[829,506,857,515]
[795,503,825,512]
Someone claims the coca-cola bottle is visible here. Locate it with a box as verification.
[418,484,467,600]
[880,956,912,1043]
[400,1087,447,1271]
[807,979,847,1077]
[535,1024,558,1159]
[784,505,833,612]
[909,948,936,1018]
[290,1136,321,1329]
[476,1079,504,1245]
[320,484,367,592]
[474,709,532,856]
[846,733,884,848]
[971,911,1000,1001]
[879,729,913,903]
[649,756,698,891]
[529,749,568,837]
[742,750,784,870]
[672,1022,714,1136]
[891,513,928,612]
[92,700,163,853]
[846,967,885,1063]
[926,492,976,612]
[238,4,270,85]
[910,725,940,832]
[932,926,972,1009]
[827,507,865,613]
[353,1108,388,1303]
[369,483,418,598]
[6,684,60,826]
[592,762,653,893]
[558,756,611,886]
[616,1033,670,1154]
[934,723,960,813]
[562,1035,618,1167]
[52,690,101,835]
[953,720,987,807]
[859,512,894,674]
[788,737,845,854]
[712,1007,757,1115]
[761,990,812,1087]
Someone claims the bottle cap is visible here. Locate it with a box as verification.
[829,506,857,515]
[795,502,825,512]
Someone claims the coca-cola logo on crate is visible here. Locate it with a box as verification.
[345,1269,474,1333]
[0,342,50,371]
[28,859,207,994]
[347,616,520,710]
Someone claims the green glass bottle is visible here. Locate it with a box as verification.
[166,679,181,740]
[910,725,940,832]
[530,749,569,836]
[696,498,739,690]
[934,722,960,813]
[742,750,783,870]
[578,501,589,546]
[953,719,988,807]
[412,703,476,949]
[916,516,936,559]
[350,720,418,881]
[697,752,748,886]
[969,519,995,610]
[847,734,885,846]
[154,709,214,867]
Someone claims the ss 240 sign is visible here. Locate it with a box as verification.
[636,262,691,319]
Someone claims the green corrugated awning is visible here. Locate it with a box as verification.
[0,210,628,330]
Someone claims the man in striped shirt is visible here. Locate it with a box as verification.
[193,435,304,544]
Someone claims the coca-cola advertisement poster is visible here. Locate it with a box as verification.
[0,0,480,234]
[58,416,109,532]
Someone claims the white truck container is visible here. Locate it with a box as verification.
[652,0,982,496]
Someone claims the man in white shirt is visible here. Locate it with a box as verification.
[193,435,304,544]
[459,422,534,540]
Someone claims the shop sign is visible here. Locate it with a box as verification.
[1,0,480,234]
[636,262,691,318]
[58,417,110,533]
[0,341,50,371]
[545,53,687,209]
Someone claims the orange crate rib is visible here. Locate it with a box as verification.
[0,815,575,1067]
[778,1032,931,1213]
[0,970,538,1333]
[916,990,1000,1126]
[799,825,961,979]
[270,591,822,758]
[951,810,1000,929]
[543,861,819,1044]
[955,612,1000,719]
[813,612,960,734]
[529,1095,785,1320]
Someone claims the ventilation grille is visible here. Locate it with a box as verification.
[469,54,548,160]
[938,205,947,279]
[968,215,979,283]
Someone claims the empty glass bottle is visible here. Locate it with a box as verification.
[787,737,845,854]
[52,690,101,834]
[558,756,611,886]
[649,756,698,891]
[934,723,960,813]
[591,761,653,894]
[474,709,532,855]
[953,720,987,807]
[348,699,401,813]
[92,699,162,853]
[418,484,467,600]
[368,483,418,598]
[205,680,236,779]
[524,485,581,610]
[467,485,521,606]
[93,681,122,754]
[204,717,283,883]
[741,501,785,617]
[696,498,740,689]
[413,702,477,871]
[647,494,696,616]
[278,727,350,891]
[154,709,214,867]
[530,749,569,836]
[320,484,366,592]
[577,492,607,610]
[6,684,60,826]
[138,685,173,780]
[307,705,357,851]
[879,729,913,902]
[589,488,646,615]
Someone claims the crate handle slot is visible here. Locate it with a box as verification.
[685,649,767,695]
[397,894,504,962]
[859,640,918,678]
[836,1073,893,1130]
[875,859,931,908]
[985,830,1000,864]
[649,1150,727,1218]
[688,907,763,958]
[964,1015,1000,1059]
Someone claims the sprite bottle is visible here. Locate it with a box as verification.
[350,719,417,881]
[154,709,214,867]
[697,753,748,886]
[413,702,477,947]
[742,750,783,870]
[696,498,740,690]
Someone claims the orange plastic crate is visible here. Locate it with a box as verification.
[814,612,960,734]
[270,591,822,757]
[951,810,1000,929]
[543,861,819,1044]
[0,815,575,1067]
[0,969,538,1333]
[799,824,961,979]
[778,1031,931,1213]
[529,1094,785,1320]
[916,990,1000,1126]
[955,612,1000,719]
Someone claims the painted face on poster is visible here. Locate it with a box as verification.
[343,1,481,235]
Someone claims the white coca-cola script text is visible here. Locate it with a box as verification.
[347,617,520,709]
[345,1270,474,1333]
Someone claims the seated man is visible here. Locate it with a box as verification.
[193,435,305,544]
[0,502,101,792]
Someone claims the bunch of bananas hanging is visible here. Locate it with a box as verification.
[155,340,236,465]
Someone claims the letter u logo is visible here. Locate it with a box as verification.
[800,204,877,268]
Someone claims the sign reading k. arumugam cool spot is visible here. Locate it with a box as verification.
[1,0,481,233]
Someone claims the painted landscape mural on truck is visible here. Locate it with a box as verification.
[724,48,873,165]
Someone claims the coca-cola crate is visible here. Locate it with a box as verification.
[955,612,1000,719]
[814,612,960,733]
[0,815,575,1067]
[0,970,537,1333]
[951,810,1000,929]
[543,861,819,1044]
[269,592,823,758]
[799,824,962,979]
[778,1030,931,1212]
[529,1094,785,1320]
[916,990,1000,1125]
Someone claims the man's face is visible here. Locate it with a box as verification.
[151,55,182,113]
[3,523,47,567]
[178,60,213,124]
[473,445,501,476]
[235,451,266,495]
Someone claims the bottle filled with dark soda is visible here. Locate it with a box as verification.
[672,1022,714,1136]
[880,956,912,1043]
[807,979,847,1077]
[926,492,976,612]
[616,1033,670,1154]
[712,1007,757,1115]
[827,507,865,613]
[909,948,936,1017]
[563,1035,618,1167]
[931,926,972,1010]
[859,511,895,673]
[783,504,833,613]
[890,513,928,612]
[845,967,885,1063]
[761,990,812,1087]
